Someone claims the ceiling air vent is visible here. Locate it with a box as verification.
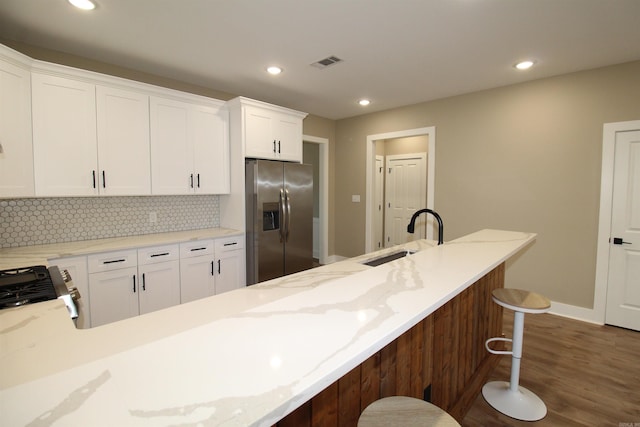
[311,56,343,69]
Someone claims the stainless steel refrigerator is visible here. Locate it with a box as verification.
[245,159,313,285]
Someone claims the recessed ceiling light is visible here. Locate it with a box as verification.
[514,60,535,70]
[359,99,371,106]
[68,0,96,10]
[266,66,283,75]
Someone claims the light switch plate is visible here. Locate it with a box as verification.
[352,195,361,203]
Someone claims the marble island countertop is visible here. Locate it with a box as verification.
[0,229,535,426]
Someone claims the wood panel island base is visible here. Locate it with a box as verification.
[276,264,504,426]
[0,230,534,427]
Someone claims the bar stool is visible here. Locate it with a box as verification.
[482,288,550,421]
[358,396,460,427]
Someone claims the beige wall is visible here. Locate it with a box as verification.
[334,60,640,309]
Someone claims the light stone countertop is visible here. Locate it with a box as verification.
[0,229,535,427]
[0,227,242,270]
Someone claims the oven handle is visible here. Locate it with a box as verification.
[132,275,136,293]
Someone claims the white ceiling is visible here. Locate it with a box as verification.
[1,0,639,120]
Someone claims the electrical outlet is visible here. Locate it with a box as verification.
[149,212,157,223]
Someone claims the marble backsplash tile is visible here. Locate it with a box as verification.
[0,195,219,248]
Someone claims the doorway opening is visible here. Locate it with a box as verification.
[365,127,436,253]
[303,135,329,265]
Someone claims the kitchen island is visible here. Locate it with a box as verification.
[0,229,535,426]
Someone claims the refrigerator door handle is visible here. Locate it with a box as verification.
[285,188,291,242]
[279,188,286,243]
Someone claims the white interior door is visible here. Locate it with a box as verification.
[606,129,640,331]
[384,153,426,247]
[374,156,384,250]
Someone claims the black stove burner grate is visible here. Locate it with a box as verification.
[0,266,57,308]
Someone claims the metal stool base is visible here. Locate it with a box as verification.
[482,381,547,421]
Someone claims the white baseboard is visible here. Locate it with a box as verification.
[548,301,604,325]
[325,254,347,264]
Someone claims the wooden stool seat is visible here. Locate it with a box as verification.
[491,288,551,314]
[358,396,460,427]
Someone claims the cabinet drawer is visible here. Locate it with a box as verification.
[215,235,244,253]
[138,244,179,265]
[180,239,214,258]
[88,249,137,273]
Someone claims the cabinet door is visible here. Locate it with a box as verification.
[32,73,97,196]
[180,256,215,303]
[138,260,180,315]
[89,266,138,327]
[275,112,303,162]
[244,106,276,159]
[0,60,33,197]
[150,96,193,194]
[49,256,91,329]
[96,86,151,195]
[192,104,230,194]
[216,250,245,294]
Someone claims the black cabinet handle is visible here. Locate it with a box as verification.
[102,170,106,188]
[218,259,221,274]
[613,237,631,245]
[142,273,146,291]
[133,275,136,293]
[211,260,214,276]
[278,140,281,153]
[197,173,200,188]
[190,247,207,252]
[273,140,277,153]
[103,259,126,264]
[92,170,96,188]
[223,242,237,247]
[190,174,194,188]
[150,252,170,258]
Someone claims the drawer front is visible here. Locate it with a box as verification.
[180,239,214,258]
[88,249,138,273]
[138,244,179,265]
[215,235,244,253]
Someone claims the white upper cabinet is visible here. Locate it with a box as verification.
[0,57,33,198]
[96,85,151,195]
[31,73,98,196]
[229,97,307,163]
[150,96,229,195]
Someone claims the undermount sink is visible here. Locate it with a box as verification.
[362,250,416,267]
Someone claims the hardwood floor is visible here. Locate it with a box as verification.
[462,312,640,426]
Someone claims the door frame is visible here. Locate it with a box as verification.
[593,120,640,324]
[303,134,329,265]
[365,127,436,253]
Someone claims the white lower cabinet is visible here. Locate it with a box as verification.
[88,245,180,327]
[66,235,244,327]
[48,256,91,329]
[180,240,215,304]
[215,236,245,294]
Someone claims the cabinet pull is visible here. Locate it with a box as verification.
[92,170,96,189]
[278,140,281,153]
[142,273,146,291]
[150,252,170,258]
[273,140,277,153]
[102,170,106,188]
[103,259,126,264]
[211,260,214,276]
[190,173,194,188]
[190,247,207,252]
[197,173,200,188]
[223,242,237,247]
[218,259,221,274]
[133,275,136,293]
